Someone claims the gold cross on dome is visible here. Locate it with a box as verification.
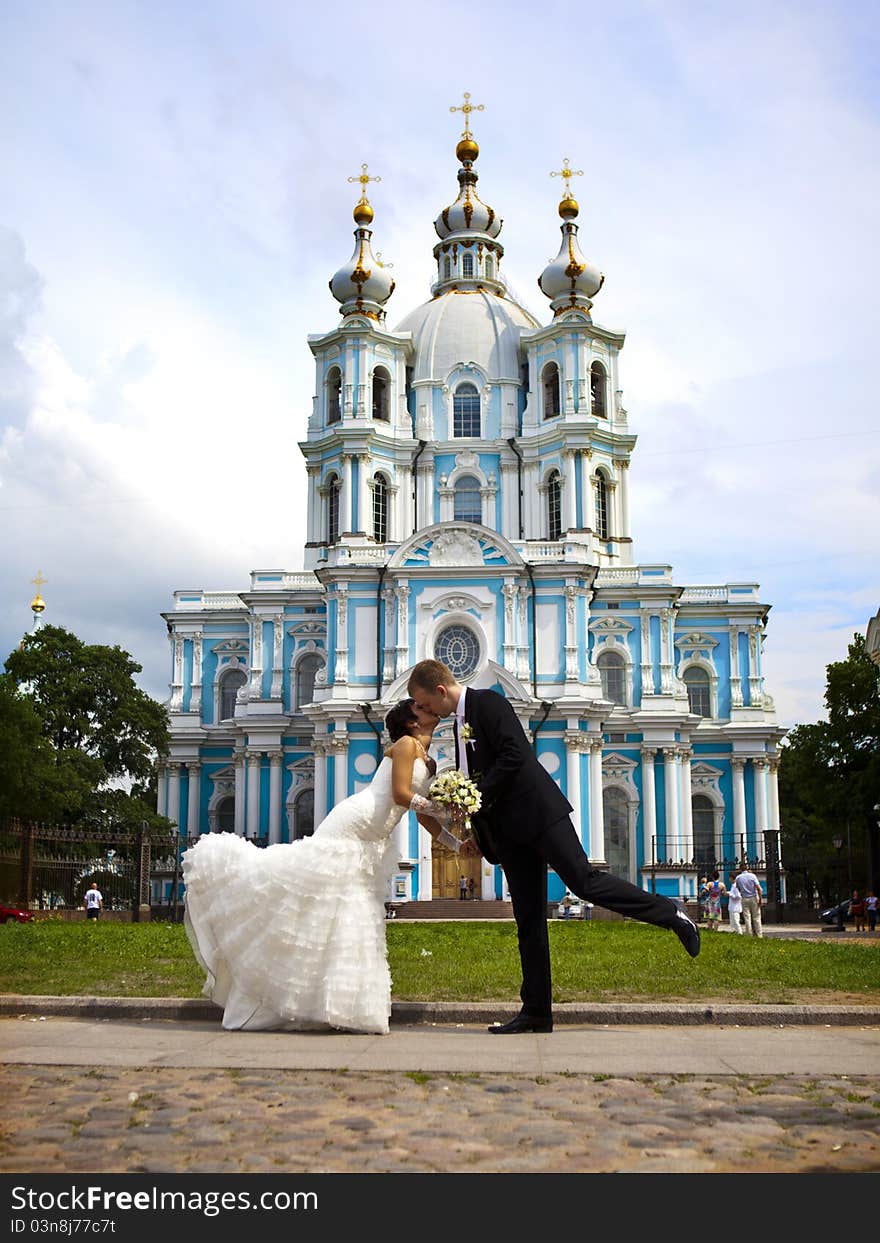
[347,163,381,203]
[550,158,584,197]
[450,91,484,139]
[31,570,47,592]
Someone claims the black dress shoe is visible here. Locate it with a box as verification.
[671,908,701,958]
[488,1012,553,1034]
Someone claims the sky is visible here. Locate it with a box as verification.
[1,0,878,729]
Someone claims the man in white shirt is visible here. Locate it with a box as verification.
[84,883,103,920]
[734,866,763,937]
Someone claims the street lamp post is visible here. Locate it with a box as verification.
[832,834,845,932]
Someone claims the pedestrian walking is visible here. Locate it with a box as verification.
[866,892,878,933]
[850,891,866,932]
[83,883,103,921]
[734,865,763,937]
[727,878,744,934]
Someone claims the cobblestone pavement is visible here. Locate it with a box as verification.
[2,1061,879,1175]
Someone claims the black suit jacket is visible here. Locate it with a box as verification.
[456,688,572,864]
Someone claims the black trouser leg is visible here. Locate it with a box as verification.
[540,817,678,927]
[498,841,552,1018]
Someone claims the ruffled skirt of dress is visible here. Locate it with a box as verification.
[181,830,397,1034]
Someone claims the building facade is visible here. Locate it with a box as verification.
[159,122,785,906]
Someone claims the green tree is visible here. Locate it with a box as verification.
[3,625,170,823]
[779,633,880,905]
[0,674,96,821]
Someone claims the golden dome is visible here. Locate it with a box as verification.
[559,195,579,218]
[353,200,374,225]
[30,594,46,614]
[456,136,479,163]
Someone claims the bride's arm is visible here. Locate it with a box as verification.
[390,738,459,850]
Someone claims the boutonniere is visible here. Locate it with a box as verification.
[460,723,474,744]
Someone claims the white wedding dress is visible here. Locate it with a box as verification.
[182,755,433,1035]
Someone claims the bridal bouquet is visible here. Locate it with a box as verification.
[429,769,482,844]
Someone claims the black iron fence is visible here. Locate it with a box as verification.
[647,829,784,905]
[0,818,180,919]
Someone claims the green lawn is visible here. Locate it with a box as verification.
[1,920,878,1005]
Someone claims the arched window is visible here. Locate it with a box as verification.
[595,473,609,539]
[485,254,494,280]
[294,653,324,712]
[454,475,482,523]
[597,649,626,706]
[443,256,451,280]
[435,623,480,679]
[372,472,388,542]
[216,796,235,833]
[591,362,607,418]
[292,788,315,840]
[603,788,630,880]
[542,363,560,419]
[453,383,480,437]
[692,795,715,868]
[372,367,390,421]
[325,473,341,544]
[547,469,562,540]
[683,666,712,718]
[219,668,247,721]
[327,367,342,424]
[462,251,474,278]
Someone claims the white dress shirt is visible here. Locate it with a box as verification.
[455,687,469,777]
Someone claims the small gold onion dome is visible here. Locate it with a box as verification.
[559,195,579,219]
[30,594,46,614]
[456,136,479,163]
[353,199,374,225]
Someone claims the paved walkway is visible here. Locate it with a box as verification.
[2,1006,880,1175]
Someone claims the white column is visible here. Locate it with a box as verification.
[618,460,631,541]
[662,747,680,860]
[268,751,283,845]
[660,608,675,694]
[357,455,370,534]
[334,586,349,686]
[582,453,595,531]
[167,762,181,828]
[565,731,584,843]
[313,739,328,826]
[394,583,410,675]
[234,752,246,835]
[249,617,263,700]
[270,617,284,700]
[641,746,657,868]
[341,454,353,533]
[562,449,576,532]
[731,758,747,849]
[333,735,349,808]
[502,584,518,671]
[679,748,693,863]
[501,460,519,540]
[156,764,167,818]
[564,586,579,684]
[306,464,321,545]
[768,758,781,832]
[170,636,184,711]
[640,614,654,696]
[729,629,744,707]
[186,762,201,838]
[382,588,397,686]
[246,753,261,838]
[589,741,605,862]
[754,758,768,836]
[416,459,432,529]
[190,632,203,715]
[748,626,763,706]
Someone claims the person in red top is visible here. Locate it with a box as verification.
[850,890,866,932]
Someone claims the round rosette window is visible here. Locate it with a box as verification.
[434,623,480,679]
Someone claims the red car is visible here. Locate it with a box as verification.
[0,904,34,924]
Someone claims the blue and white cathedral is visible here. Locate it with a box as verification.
[159,109,786,907]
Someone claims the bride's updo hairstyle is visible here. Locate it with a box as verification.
[385,698,418,743]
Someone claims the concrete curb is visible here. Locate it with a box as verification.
[3,995,880,1027]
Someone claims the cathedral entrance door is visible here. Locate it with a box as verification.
[431,844,481,899]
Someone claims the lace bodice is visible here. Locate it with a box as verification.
[314,756,433,845]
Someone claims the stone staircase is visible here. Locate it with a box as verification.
[393,899,514,920]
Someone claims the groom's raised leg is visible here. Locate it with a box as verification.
[541,817,700,957]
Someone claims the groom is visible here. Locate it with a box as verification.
[408,659,700,1034]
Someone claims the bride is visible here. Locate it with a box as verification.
[181,699,457,1035]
